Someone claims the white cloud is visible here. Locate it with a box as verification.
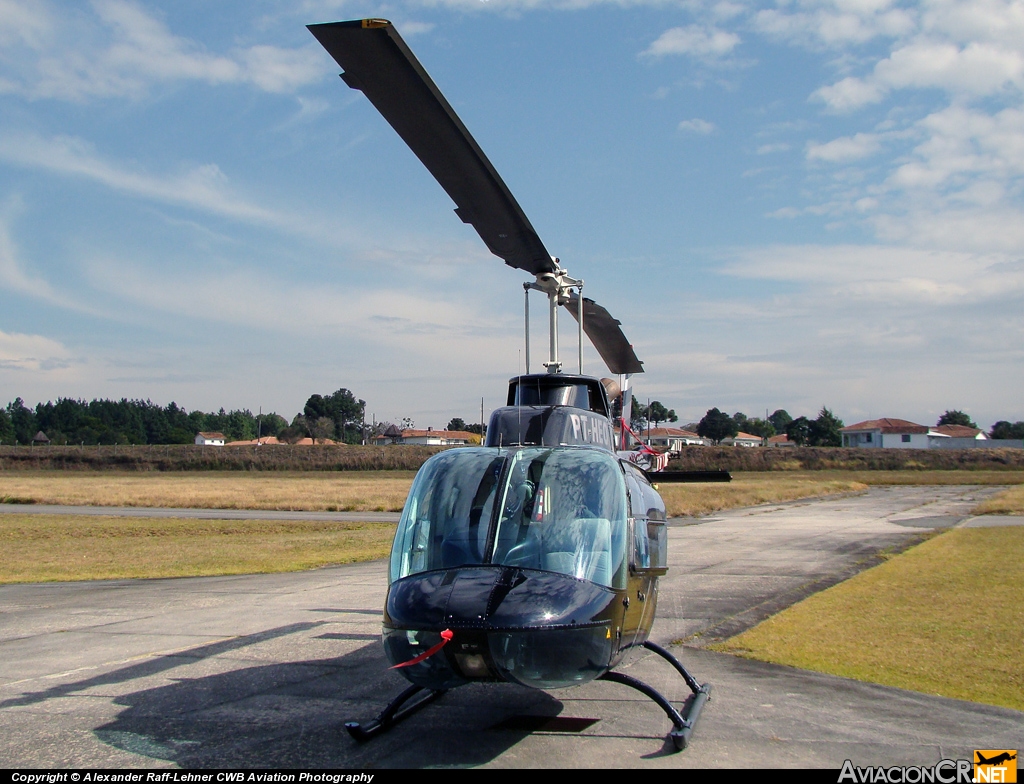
[809,2,1024,111]
[754,2,915,48]
[0,0,325,101]
[907,105,1024,181]
[0,214,124,315]
[0,217,55,300]
[807,132,883,162]
[812,76,886,111]
[920,0,1024,49]
[789,101,1024,253]
[237,44,325,93]
[0,329,70,371]
[757,142,790,154]
[872,207,1024,253]
[0,0,50,48]
[642,25,740,60]
[723,244,1024,305]
[79,254,523,380]
[0,132,283,226]
[400,21,436,37]
[678,118,716,134]
[876,40,1024,95]
[815,39,1024,110]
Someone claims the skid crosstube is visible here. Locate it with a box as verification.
[343,641,709,751]
[599,640,712,751]
[344,684,447,742]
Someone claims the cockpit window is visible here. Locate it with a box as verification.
[491,448,628,588]
[510,379,609,415]
[390,446,629,589]
[390,448,503,582]
[514,382,590,409]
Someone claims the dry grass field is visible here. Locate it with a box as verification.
[4,469,1023,517]
[0,469,876,518]
[0,513,396,583]
[713,526,1024,711]
[0,470,416,511]
[807,469,1024,486]
[972,484,1024,514]
[657,473,867,517]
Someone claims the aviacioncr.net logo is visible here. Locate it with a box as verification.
[838,759,973,783]
[974,750,1017,783]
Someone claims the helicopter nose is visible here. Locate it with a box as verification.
[383,565,618,690]
[386,565,616,630]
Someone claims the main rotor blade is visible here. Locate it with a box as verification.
[308,19,557,276]
[564,292,644,375]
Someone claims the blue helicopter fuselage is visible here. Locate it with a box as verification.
[382,376,668,691]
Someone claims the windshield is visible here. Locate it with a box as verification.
[390,448,504,582]
[491,448,628,588]
[390,446,628,588]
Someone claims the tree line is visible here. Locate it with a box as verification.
[689,407,1023,446]
[0,388,370,446]
[4,389,1021,448]
[693,407,845,445]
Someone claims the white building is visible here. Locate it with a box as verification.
[721,431,762,447]
[195,431,226,446]
[372,427,476,446]
[929,425,988,441]
[645,427,707,452]
[841,419,930,449]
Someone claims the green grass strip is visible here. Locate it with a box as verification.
[713,526,1024,711]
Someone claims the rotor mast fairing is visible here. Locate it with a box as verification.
[307,18,643,380]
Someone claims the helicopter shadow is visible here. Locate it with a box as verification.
[88,623,570,768]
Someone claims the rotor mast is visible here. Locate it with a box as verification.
[525,261,582,375]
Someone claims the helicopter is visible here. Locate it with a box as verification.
[308,18,712,751]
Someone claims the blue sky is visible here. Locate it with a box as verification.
[1,0,1022,431]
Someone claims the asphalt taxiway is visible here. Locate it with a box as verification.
[1,486,1021,768]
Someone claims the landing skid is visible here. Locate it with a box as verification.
[344,684,447,742]
[599,641,711,751]
[344,642,709,751]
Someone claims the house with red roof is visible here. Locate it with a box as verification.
[929,425,988,440]
[843,419,1001,449]
[721,431,763,447]
[194,431,226,446]
[371,427,477,446]
[644,426,707,452]
[841,419,930,449]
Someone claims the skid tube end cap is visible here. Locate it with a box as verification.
[670,682,712,751]
[344,721,377,743]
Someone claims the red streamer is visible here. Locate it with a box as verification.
[390,629,453,669]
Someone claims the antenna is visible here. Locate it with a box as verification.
[517,350,522,440]
[578,282,584,375]
[524,283,531,375]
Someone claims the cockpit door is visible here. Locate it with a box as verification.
[619,462,668,650]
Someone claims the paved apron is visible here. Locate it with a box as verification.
[1,486,1021,768]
